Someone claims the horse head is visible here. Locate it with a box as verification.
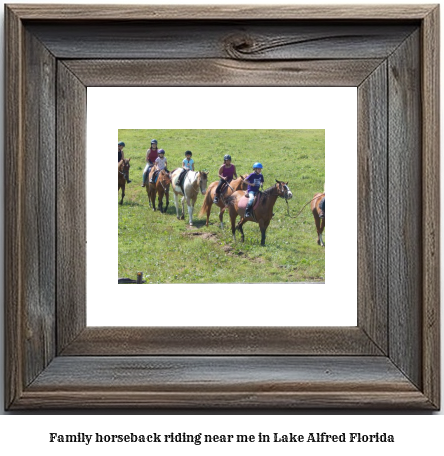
[275,180,292,200]
[198,170,209,195]
[238,174,249,190]
[119,158,130,179]
[162,169,172,185]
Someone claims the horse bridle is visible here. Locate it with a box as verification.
[158,171,171,192]
[119,162,130,179]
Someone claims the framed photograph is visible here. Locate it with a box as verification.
[5,4,440,409]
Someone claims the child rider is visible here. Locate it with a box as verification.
[244,162,264,218]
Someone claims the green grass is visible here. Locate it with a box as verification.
[118,129,324,283]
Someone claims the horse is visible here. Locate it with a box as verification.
[311,192,325,246]
[118,158,131,205]
[147,169,172,213]
[171,169,209,225]
[226,180,293,246]
[199,174,249,228]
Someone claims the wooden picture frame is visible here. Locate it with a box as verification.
[5,4,440,410]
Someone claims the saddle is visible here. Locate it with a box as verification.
[219,181,231,196]
[176,169,189,192]
[238,192,261,214]
[151,170,159,184]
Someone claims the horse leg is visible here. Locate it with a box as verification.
[120,183,125,205]
[237,218,246,243]
[173,193,180,219]
[259,219,269,246]
[313,212,321,245]
[150,188,156,211]
[180,196,185,220]
[230,210,237,241]
[164,189,169,213]
[146,186,151,208]
[158,191,163,213]
[219,206,225,229]
[187,197,194,226]
[319,217,325,247]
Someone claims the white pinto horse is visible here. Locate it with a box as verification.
[171,169,209,225]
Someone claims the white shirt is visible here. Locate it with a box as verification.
[155,156,167,170]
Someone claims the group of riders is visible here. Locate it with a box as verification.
[118,139,324,219]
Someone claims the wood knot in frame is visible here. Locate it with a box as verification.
[224,34,256,59]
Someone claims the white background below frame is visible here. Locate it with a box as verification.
[87,87,357,326]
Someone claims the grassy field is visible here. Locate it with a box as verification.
[118,129,324,283]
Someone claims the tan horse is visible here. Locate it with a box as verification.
[226,180,292,246]
[199,174,248,228]
[311,192,325,246]
[147,169,172,213]
[118,158,131,205]
[171,169,209,226]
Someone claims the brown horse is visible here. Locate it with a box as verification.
[226,180,293,246]
[118,158,131,205]
[147,169,172,213]
[311,193,325,246]
[199,174,248,228]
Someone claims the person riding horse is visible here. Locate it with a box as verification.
[118,141,131,183]
[244,162,264,218]
[149,149,168,183]
[176,150,194,191]
[141,139,159,187]
[213,154,237,204]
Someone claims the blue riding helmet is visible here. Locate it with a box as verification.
[253,162,263,169]
[151,139,157,144]
[185,150,192,156]
[158,149,165,154]
[224,154,231,161]
[118,141,125,146]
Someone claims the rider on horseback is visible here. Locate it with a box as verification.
[244,162,264,218]
[176,151,194,190]
[118,141,131,183]
[141,139,159,187]
[149,149,168,183]
[213,154,237,204]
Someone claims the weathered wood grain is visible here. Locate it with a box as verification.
[4,4,440,410]
[357,62,388,354]
[61,327,382,356]
[388,31,422,389]
[56,62,87,353]
[421,6,440,409]
[26,23,416,60]
[13,356,432,409]
[21,28,57,388]
[63,59,384,87]
[5,4,24,410]
[7,4,435,20]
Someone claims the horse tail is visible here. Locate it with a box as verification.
[199,185,213,216]
[224,195,235,207]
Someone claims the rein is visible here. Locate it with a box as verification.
[158,171,170,192]
[288,193,324,218]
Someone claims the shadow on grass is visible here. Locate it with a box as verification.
[118,200,143,207]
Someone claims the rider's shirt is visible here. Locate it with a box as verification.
[155,156,167,170]
[221,164,236,182]
[118,149,122,162]
[183,158,194,170]
[245,172,264,193]
[147,148,158,164]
